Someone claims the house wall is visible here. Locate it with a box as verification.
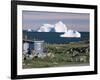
[34,41,44,54]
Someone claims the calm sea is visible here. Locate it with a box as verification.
[23,31,89,44]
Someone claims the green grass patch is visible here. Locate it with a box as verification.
[23,41,90,69]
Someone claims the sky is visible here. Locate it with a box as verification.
[22,10,90,32]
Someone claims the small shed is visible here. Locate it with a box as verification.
[23,42,29,54]
[23,39,45,58]
[34,41,44,55]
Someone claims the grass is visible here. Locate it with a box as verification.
[23,57,88,68]
[23,41,89,69]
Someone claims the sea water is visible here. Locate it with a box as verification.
[23,31,89,44]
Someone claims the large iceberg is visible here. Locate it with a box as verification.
[38,24,54,32]
[37,21,81,38]
[54,21,67,32]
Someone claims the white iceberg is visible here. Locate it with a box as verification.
[60,30,81,37]
[37,21,81,38]
[54,21,67,32]
[27,29,32,32]
[38,24,54,32]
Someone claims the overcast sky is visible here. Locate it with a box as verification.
[22,11,90,32]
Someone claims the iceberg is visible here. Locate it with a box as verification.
[27,29,32,32]
[38,24,54,32]
[37,21,81,38]
[60,30,81,37]
[54,21,67,32]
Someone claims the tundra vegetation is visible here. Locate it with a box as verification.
[23,41,89,69]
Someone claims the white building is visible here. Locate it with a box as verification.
[34,41,44,56]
